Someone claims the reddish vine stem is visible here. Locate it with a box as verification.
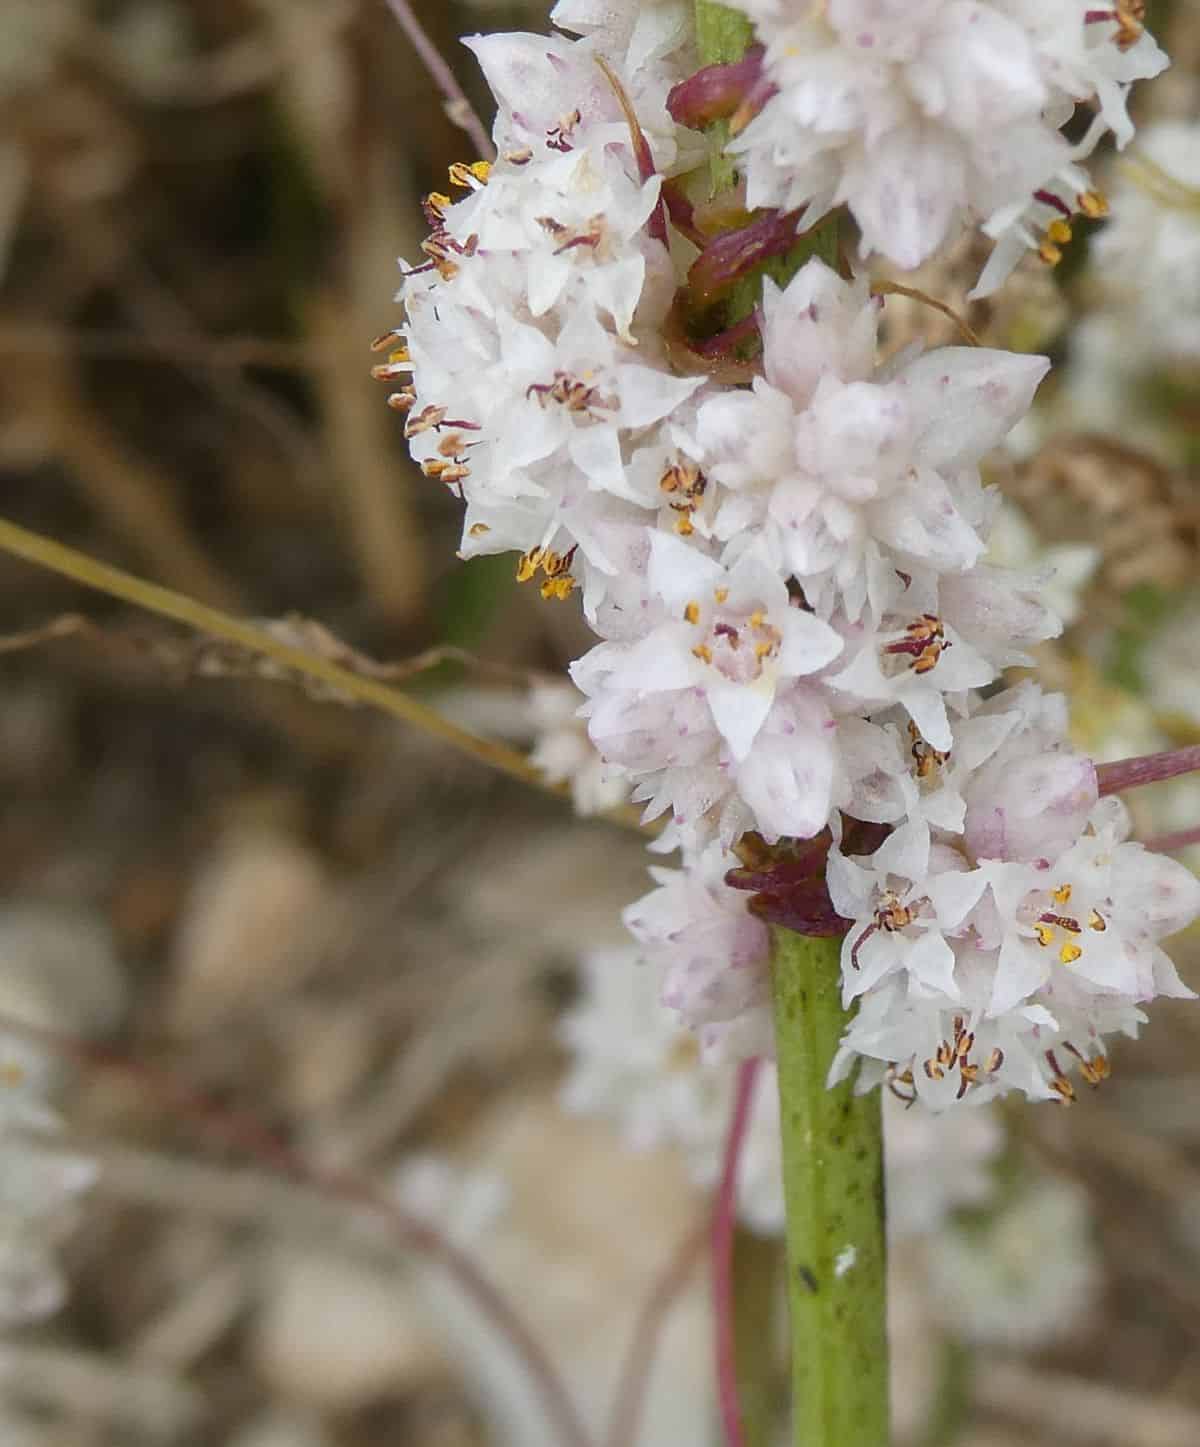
[1097,744,1200,796]
[1141,823,1200,854]
[0,1012,591,1447]
[713,1057,762,1447]
[603,1217,708,1447]
[380,0,495,161]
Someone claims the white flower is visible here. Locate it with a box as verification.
[623,843,774,1059]
[693,262,1049,624]
[723,0,1165,278]
[391,29,701,616]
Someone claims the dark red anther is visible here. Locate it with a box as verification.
[1032,188,1073,218]
[667,47,768,129]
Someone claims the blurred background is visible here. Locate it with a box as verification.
[0,1,1199,1445]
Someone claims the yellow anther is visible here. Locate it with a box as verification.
[1034,923,1056,947]
[1088,909,1108,932]
[427,192,451,213]
[516,549,542,583]
[675,516,694,536]
[683,601,700,625]
[748,610,765,628]
[714,587,730,605]
[540,575,576,601]
[468,523,490,537]
[448,161,490,189]
[754,641,773,660]
[1052,883,1073,905]
[692,643,713,664]
[1047,218,1073,245]
[1060,942,1083,965]
[1077,188,1108,219]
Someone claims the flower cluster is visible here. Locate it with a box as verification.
[721,0,1167,291]
[391,0,1196,1111]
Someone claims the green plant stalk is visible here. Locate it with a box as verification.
[690,9,888,1442]
[770,927,889,1447]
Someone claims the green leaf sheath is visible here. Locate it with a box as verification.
[770,928,890,1447]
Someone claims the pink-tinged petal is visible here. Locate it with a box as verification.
[898,349,1050,469]
[843,124,966,269]
[708,680,775,762]
[1150,946,1197,1001]
[777,610,844,676]
[647,529,724,604]
[927,867,989,929]
[989,933,1047,1017]
[907,930,959,998]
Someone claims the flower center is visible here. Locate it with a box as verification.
[1028,881,1108,965]
[684,588,782,683]
[882,613,950,675]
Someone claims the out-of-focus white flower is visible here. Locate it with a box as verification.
[622,845,774,1060]
[0,1032,98,1326]
[527,680,631,817]
[723,0,1165,284]
[987,501,1098,626]
[1090,122,1200,362]
[561,945,1004,1236]
[926,1176,1100,1346]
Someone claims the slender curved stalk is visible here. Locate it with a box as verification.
[770,928,889,1447]
[380,0,495,161]
[0,514,647,827]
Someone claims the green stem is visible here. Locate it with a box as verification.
[694,1,755,64]
[770,928,889,1447]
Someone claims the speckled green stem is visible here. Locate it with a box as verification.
[694,0,755,64]
[770,928,889,1447]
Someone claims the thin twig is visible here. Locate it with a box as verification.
[603,1218,708,1447]
[0,514,644,829]
[0,1011,593,1447]
[380,0,495,160]
[1141,823,1200,854]
[713,1058,761,1447]
[871,280,981,347]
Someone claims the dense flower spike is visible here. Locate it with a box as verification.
[719,0,1166,286]
[389,0,1195,1113]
